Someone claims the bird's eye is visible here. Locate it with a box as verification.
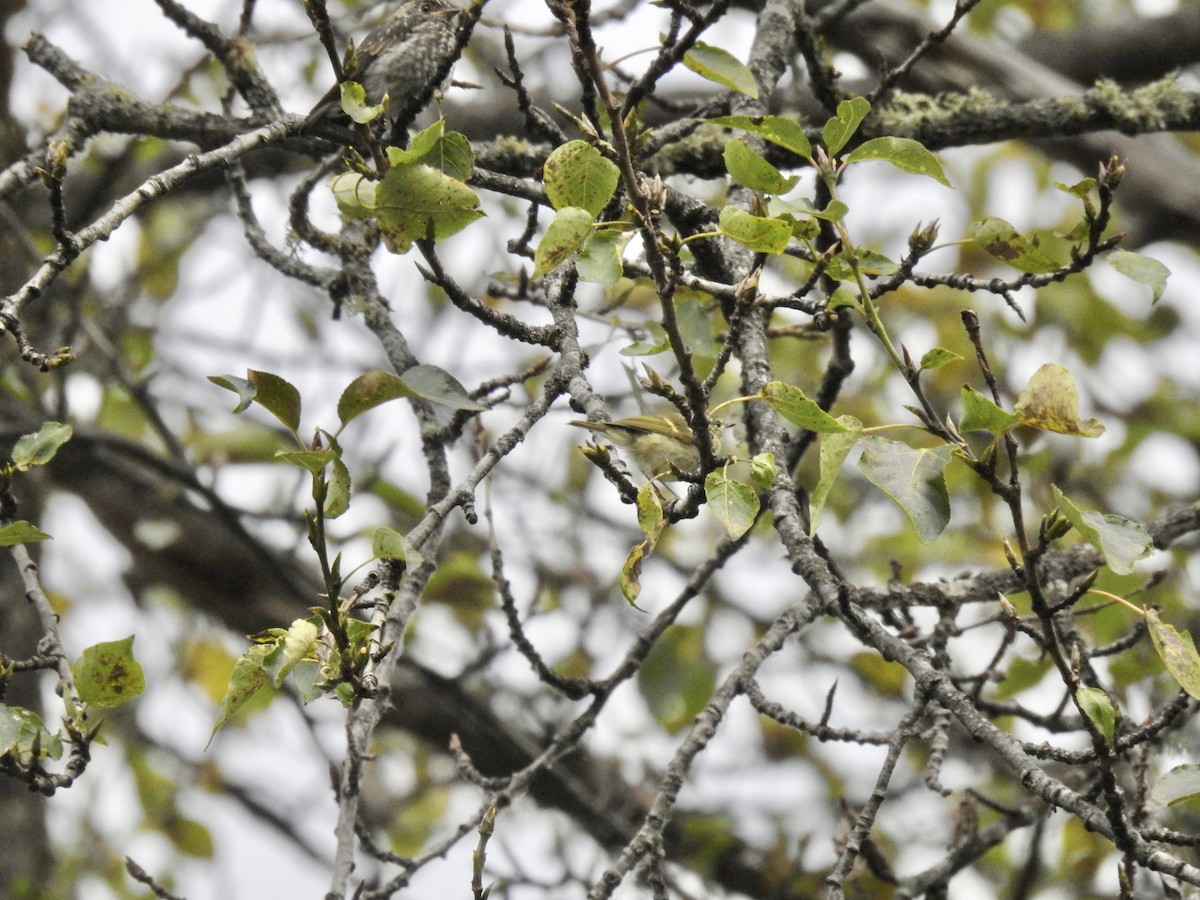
[421,1,433,10]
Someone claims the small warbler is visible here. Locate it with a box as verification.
[570,413,723,481]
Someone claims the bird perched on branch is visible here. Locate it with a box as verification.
[571,414,725,482]
[303,0,459,131]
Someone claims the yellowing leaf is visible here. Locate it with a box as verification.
[209,644,273,744]
[636,484,665,547]
[543,141,619,216]
[620,539,648,606]
[1014,364,1105,437]
[533,206,594,278]
[969,217,1060,274]
[1146,608,1200,701]
[375,163,484,252]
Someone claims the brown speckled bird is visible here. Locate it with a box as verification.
[304,0,459,130]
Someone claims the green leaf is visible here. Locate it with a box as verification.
[822,97,871,156]
[1146,608,1200,701]
[620,321,670,357]
[338,80,384,124]
[707,115,812,159]
[969,217,1061,274]
[387,783,452,856]
[718,206,791,254]
[1014,364,1105,437]
[386,120,476,182]
[0,704,61,764]
[858,437,951,541]
[675,293,716,378]
[340,365,485,419]
[959,386,1022,434]
[1108,249,1170,304]
[844,137,951,187]
[918,347,961,372]
[638,624,717,733]
[166,817,214,859]
[851,249,898,277]
[372,525,409,561]
[760,381,849,432]
[577,229,629,287]
[543,141,620,216]
[324,448,352,519]
[264,618,320,688]
[209,375,258,413]
[704,470,759,539]
[374,163,484,252]
[396,118,447,161]
[12,422,72,471]
[338,370,412,427]
[683,42,759,98]
[533,206,594,278]
[1052,486,1152,575]
[779,197,849,224]
[0,521,52,546]
[1151,764,1200,806]
[276,449,336,475]
[72,636,145,709]
[783,215,820,241]
[1075,686,1116,744]
[425,130,475,182]
[749,452,776,491]
[809,417,862,535]
[399,363,488,412]
[723,138,799,195]
[827,283,859,310]
[209,644,273,744]
[329,172,378,220]
[1056,177,1096,199]
[247,370,302,432]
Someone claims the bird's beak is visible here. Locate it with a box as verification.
[432,7,459,17]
